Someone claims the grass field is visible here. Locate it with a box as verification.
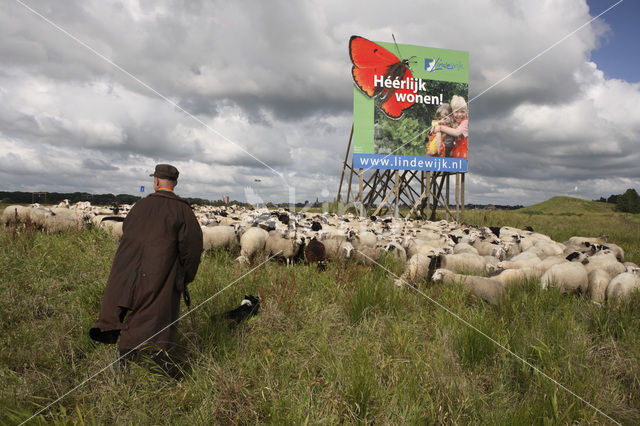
[1,197,640,424]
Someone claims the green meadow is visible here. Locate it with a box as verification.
[1,197,639,424]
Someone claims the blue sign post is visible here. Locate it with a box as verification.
[140,185,145,193]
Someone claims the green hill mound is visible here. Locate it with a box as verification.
[518,196,614,215]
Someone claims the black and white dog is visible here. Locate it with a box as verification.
[217,295,260,326]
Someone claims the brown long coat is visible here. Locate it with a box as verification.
[90,190,203,351]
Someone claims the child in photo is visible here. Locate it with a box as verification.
[426,103,453,157]
[433,95,468,159]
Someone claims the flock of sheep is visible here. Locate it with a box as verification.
[3,200,640,306]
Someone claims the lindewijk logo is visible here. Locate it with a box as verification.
[424,57,465,73]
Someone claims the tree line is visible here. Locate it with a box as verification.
[595,188,640,213]
[0,191,248,207]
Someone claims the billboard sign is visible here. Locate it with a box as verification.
[350,36,469,172]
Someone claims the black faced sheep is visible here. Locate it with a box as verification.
[304,237,327,270]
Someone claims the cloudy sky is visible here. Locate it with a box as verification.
[1,0,638,206]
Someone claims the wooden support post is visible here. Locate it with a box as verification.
[455,173,461,223]
[430,173,446,221]
[337,124,354,204]
[461,173,465,222]
[445,174,450,221]
[377,170,394,206]
[362,169,380,208]
[359,168,364,217]
[431,174,456,220]
[425,172,431,215]
[346,160,354,204]
[394,170,400,218]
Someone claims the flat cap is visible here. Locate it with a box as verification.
[150,164,179,180]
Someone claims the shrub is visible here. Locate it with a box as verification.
[615,188,640,213]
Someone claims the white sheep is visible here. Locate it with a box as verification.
[606,272,640,304]
[384,241,407,264]
[587,269,610,303]
[536,256,568,274]
[56,199,70,209]
[493,267,541,287]
[323,239,354,261]
[532,240,565,258]
[414,229,443,242]
[624,262,640,273]
[43,209,87,233]
[236,227,269,264]
[264,231,302,266]
[431,268,504,305]
[404,238,445,259]
[564,236,607,247]
[583,252,626,278]
[453,242,479,255]
[2,205,31,226]
[91,214,110,227]
[490,253,542,274]
[353,245,385,266]
[394,252,432,286]
[29,207,54,229]
[438,252,486,275]
[99,220,123,240]
[540,262,588,293]
[351,231,378,250]
[202,225,239,252]
[483,255,501,272]
[508,242,524,259]
[603,243,624,262]
[472,239,505,259]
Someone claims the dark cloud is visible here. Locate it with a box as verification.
[82,158,119,171]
